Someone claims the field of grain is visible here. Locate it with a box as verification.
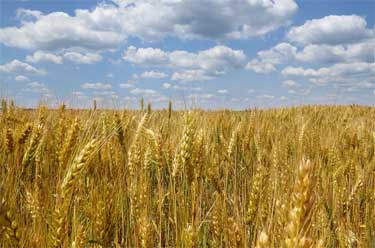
[0,100,374,247]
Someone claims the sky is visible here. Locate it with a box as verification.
[0,0,374,109]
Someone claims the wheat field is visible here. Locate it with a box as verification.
[0,100,374,247]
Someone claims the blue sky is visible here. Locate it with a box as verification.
[0,0,374,109]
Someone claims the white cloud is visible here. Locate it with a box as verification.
[188,93,214,100]
[92,90,118,98]
[249,38,374,74]
[130,88,158,96]
[282,62,375,94]
[0,6,125,51]
[72,91,85,96]
[246,59,276,73]
[162,82,172,89]
[282,80,299,88]
[123,46,169,64]
[246,43,296,73]
[248,89,255,94]
[16,9,43,23]
[0,59,45,74]
[171,70,214,82]
[217,89,228,94]
[81,82,112,90]
[63,52,102,64]
[256,43,297,64]
[282,62,375,78]
[140,70,168,79]
[26,50,63,64]
[114,0,297,40]
[15,75,29,81]
[119,83,134,89]
[295,39,375,63]
[162,82,202,91]
[124,45,246,82]
[25,81,52,97]
[257,94,275,99]
[287,15,373,45]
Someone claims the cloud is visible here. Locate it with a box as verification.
[188,93,214,100]
[140,70,168,79]
[0,59,45,74]
[246,43,296,73]
[0,6,125,51]
[15,75,29,81]
[282,62,375,94]
[217,89,228,94]
[63,52,102,64]
[281,62,375,78]
[81,82,112,90]
[26,50,63,64]
[92,90,119,98]
[246,59,276,73]
[119,83,134,89]
[248,38,374,73]
[296,39,375,64]
[287,15,373,45]
[114,0,297,40]
[171,70,214,82]
[288,87,312,96]
[25,81,52,97]
[162,83,171,89]
[282,80,299,88]
[130,88,158,96]
[161,82,202,91]
[0,1,297,52]
[124,45,246,82]
[16,9,43,23]
[123,46,169,64]
[257,94,275,99]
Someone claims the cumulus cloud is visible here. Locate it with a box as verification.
[25,81,52,97]
[161,82,202,91]
[140,70,168,79]
[130,88,158,96]
[246,43,296,73]
[217,89,228,94]
[114,0,298,40]
[124,45,246,82]
[119,83,134,89]
[257,94,275,99]
[81,82,112,90]
[188,93,214,100]
[287,15,374,45]
[282,80,299,87]
[0,0,297,52]
[162,83,172,89]
[0,59,45,74]
[248,38,374,73]
[26,50,63,64]
[295,39,375,63]
[63,52,102,64]
[282,62,375,94]
[0,6,125,51]
[123,46,169,65]
[15,75,29,81]
[246,59,276,73]
[281,62,375,78]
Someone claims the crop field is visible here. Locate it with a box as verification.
[0,101,374,247]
